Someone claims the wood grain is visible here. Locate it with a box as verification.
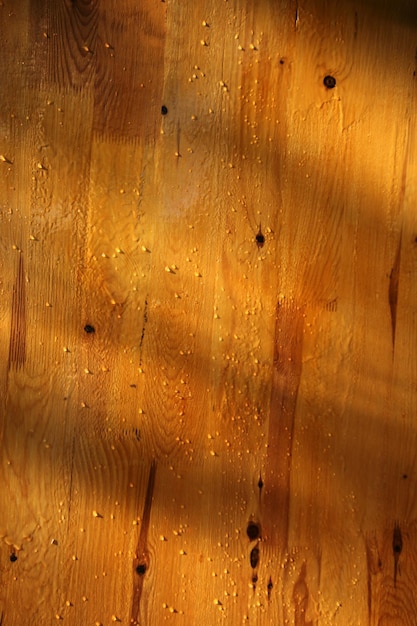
[1,0,417,624]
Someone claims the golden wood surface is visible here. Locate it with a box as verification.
[1,0,417,624]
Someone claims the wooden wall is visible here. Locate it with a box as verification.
[1,0,417,624]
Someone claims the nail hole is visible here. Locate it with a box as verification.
[161,105,168,115]
[323,75,336,89]
[258,476,264,490]
[247,522,260,541]
[279,58,285,65]
[10,553,18,562]
[84,324,95,334]
[255,232,265,248]
[136,563,147,576]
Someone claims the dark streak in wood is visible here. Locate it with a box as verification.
[388,123,409,350]
[8,255,26,370]
[176,122,181,161]
[293,562,312,626]
[389,232,402,351]
[365,538,374,622]
[139,298,148,365]
[265,301,304,554]
[393,522,403,587]
[250,546,260,569]
[267,576,273,600]
[365,533,383,622]
[258,473,264,491]
[131,459,157,625]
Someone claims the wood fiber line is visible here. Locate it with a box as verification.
[8,254,26,370]
[131,459,157,625]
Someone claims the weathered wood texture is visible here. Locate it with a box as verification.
[1,0,417,624]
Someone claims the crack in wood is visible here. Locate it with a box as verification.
[139,298,148,365]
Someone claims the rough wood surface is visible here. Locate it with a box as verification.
[1,0,417,624]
